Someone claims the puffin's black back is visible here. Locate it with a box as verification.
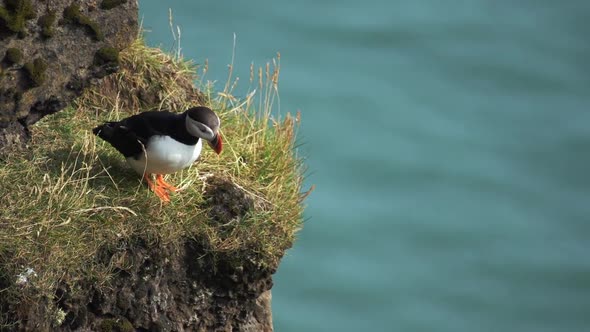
[92,110,199,158]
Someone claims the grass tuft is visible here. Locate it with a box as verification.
[0,39,305,326]
[77,38,205,113]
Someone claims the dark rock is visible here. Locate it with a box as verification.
[0,0,138,150]
[0,118,28,150]
[25,94,66,125]
[24,238,274,331]
[204,176,255,225]
[101,0,128,10]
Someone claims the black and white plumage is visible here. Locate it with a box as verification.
[92,106,222,201]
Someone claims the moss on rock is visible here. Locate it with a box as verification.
[100,0,127,10]
[98,319,115,332]
[0,0,35,37]
[98,318,133,332]
[23,58,48,87]
[38,10,56,38]
[63,4,104,41]
[94,46,120,66]
[4,47,23,64]
[118,320,134,332]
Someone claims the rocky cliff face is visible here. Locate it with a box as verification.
[0,0,138,150]
[52,237,274,332]
[5,239,274,332]
[1,178,276,332]
[0,3,289,331]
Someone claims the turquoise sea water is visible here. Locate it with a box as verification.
[140,1,590,331]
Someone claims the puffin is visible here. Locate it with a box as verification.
[92,106,222,202]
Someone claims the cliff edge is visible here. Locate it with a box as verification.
[0,15,304,332]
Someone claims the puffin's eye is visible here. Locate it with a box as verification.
[196,123,213,136]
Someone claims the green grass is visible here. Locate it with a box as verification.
[0,39,305,326]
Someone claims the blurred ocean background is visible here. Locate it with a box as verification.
[140,1,590,331]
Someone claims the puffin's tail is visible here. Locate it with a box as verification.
[93,122,144,158]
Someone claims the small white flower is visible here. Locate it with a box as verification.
[15,267,37,287]
[53,308,67,327]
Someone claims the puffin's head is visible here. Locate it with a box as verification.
[185,106,223,154]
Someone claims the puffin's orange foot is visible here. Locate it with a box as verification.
[144,174,170,202]
[153,186,171,202]
[156,174,180,192]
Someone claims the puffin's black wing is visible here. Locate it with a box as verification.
[93,111,181,158]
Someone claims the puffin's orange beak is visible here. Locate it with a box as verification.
[209,134,223,154]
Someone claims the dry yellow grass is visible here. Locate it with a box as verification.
[0,39,305,326]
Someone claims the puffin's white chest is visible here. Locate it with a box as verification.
[126,136,202,175]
